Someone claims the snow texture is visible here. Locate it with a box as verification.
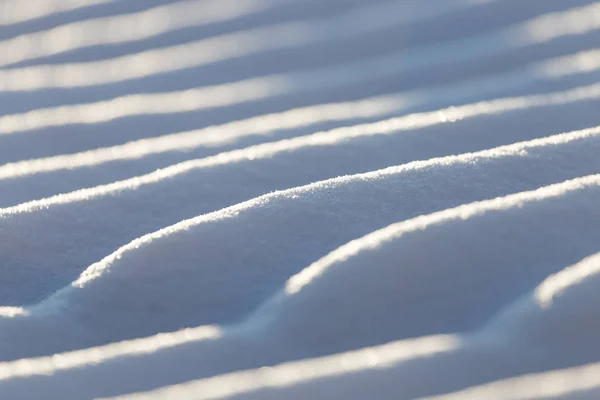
[0,0,599,398]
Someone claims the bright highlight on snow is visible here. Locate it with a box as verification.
[1,0,599,398]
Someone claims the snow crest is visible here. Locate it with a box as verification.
[1,0,600,398]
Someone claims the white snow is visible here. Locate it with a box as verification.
[1,0,600,398]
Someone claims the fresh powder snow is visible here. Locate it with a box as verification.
[0,0,599,399]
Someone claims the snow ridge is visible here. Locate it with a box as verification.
[1,0,600,398]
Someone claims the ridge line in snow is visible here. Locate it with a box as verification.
[281,173,600,297]
[0,0,471,68]
[422,360,600,400]
[0,325,221,380]
[2,2,599,92]
[423,253,600,400]
[6,174,600,388]
[2,44,599,137]
[105,335,460,400]
[32,127,600,309]
[0,330,456,382]
[1,119,599,218]
[104,251,600,400]
[3,0,600,397]
[0,0,114,27]
[2,80,600,179]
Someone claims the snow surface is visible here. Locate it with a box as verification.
[0,0,599,398]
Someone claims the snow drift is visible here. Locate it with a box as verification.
[1,0,599,398]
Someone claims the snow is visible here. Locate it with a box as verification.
[1,0,599,398]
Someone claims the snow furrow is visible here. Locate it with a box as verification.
[1,80,600,206]
[0,2,597,95]
[116,187,600,400]
[0,0,470,68]
[1,175,599,399]
[0,104,596,303]
[1,47,600,167]
[2,1,600,398]
[0,127,596,360]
